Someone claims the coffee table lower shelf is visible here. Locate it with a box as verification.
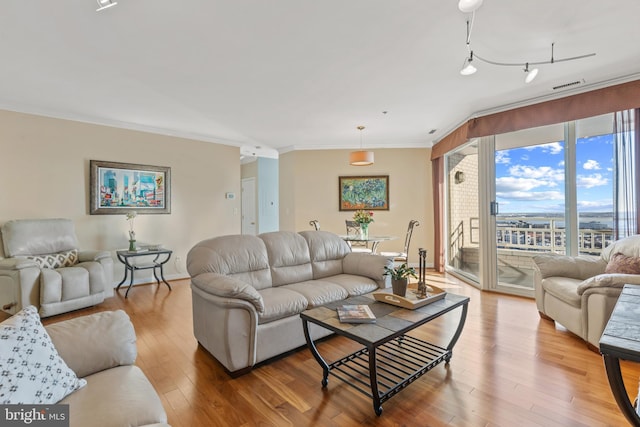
[329,335,449,414]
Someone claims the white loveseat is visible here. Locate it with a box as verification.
[533,234,640,349]
[187,230,392,376]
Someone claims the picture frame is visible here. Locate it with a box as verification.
[90,160,171,215]
[339,175,389,211]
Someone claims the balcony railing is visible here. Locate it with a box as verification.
[494,216,613,255]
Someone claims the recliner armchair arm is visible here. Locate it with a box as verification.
[533,254,606,281]
[0,258,39,270]
[191,272,264,313]
[577,273,640,295]
[77,250,111,263]
[343,252,393,288]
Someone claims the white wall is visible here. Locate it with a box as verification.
[279,148,434,265]
[0,110,241,284]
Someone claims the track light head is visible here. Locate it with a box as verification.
[524,63,539,83]
[460,52,477,76]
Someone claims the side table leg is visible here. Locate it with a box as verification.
[302,319,329,387]
[603,354,640,426]
[159,264,172,291]
[125,267,135,298]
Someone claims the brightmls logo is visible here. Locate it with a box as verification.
[1,405,69,426]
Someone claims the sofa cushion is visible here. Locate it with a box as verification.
[1,219,79,258]
[24,249,78,269]
[281,280,349,308]
[299,231,351,279]
[605,252,640,274]
[187,235,272,290]
[602,234,640,261]
[0,306,86,404]
[60,365,168,427]
[321,274,379,296]
[541,277,582,308]
[260,231,313,286]
[257,287,309,324]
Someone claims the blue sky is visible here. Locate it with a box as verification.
[495,134,613,214]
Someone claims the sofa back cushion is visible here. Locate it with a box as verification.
[1,218,79,257]
[260,231,313,286]
[299,230,350,279]
[186,235,272,290]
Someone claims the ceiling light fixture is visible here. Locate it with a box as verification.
[349,126,374,166]
[96,0,117,12]
[458,0,483,13]
[458,2,595,83]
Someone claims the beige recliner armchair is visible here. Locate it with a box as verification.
[0,218,114,317]
[533,234,640,350]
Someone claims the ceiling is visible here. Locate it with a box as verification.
[2,1,639,156]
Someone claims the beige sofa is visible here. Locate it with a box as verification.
[187,230,392,376]
[533,234,640,349]
[47,310,170,427]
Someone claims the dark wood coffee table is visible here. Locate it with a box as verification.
[300,291,469,416]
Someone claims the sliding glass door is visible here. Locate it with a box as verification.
[445,114,616,297]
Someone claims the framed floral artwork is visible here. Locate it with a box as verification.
[90,160,171,214]
[339,175,389,211]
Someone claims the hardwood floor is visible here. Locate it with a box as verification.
[44,273,639,426]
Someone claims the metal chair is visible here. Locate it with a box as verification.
[380,220,420,263]
[345,220,372,253]
[309,220,320,230]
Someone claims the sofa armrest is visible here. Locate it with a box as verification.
[577,273,640,295]
[191,272,264,313]
[45,310,137,378]
[533,254,606,280]
[343,253,393,288]
[77,250,111,263]
[0,258,39,270]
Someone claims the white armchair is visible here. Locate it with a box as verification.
[0,218,114,317]
[533,234,640,350]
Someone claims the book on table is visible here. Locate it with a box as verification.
[336,304,376,323]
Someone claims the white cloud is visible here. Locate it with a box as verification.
[496,176,558,192]
[576,173,608,188]
[495,151,510,164]
[530,142,563,155]
[496,191,564,201]
[521,154,529,161]
[508,165,564,182]
[578,200,613,210]
[583,159,601,170]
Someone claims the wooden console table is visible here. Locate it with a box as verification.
[599,284,640,426]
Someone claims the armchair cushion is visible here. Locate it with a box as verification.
[0,306,86,404]
[25,249,78,269]
[605,252,640,274]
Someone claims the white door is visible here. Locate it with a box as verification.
[241,178,257,235]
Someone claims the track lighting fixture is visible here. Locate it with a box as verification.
[458,2,595,83]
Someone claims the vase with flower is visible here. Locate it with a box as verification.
[126,211,137,251]
[353,209,374,239]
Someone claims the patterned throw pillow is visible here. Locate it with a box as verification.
[605,252,640,274]
[0,306,86,404]
[25,249,78,269]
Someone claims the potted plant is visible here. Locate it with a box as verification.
[383,263,417,297]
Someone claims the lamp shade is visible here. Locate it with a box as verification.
[349,150,374,166]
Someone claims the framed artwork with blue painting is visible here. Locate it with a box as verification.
[90,160,171,214]
[339,175,389,211]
